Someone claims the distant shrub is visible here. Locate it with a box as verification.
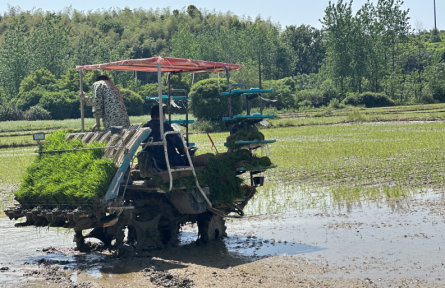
[418,93,436,104]
[347,110,366,122]
[120,89,144,116]
[0,105,26,121]
[192,120,214,133]
[0,104,51,121]
[319,79,338,103]
[189,78,241,121]
[295,89,325,107]
[25,106,52,121]
[313,112,326,117]
[16,88,46,111]
[342,92,395,108]
[328,98,345,109]
[262,78,297,109]
[38,90,79,120]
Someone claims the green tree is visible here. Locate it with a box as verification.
[425,52,445,102]
[281,25,325,75]
[321,0,355,93]
[263,78,297,109]
[58,68,84,92]
[376,0,410,73]
[16,88,46,111]
[170,25,200,59]
[187,5,202,19]
[430,28,441,43]
[27,13,72,77]
[19,69,56,93]
[0,16,30,100]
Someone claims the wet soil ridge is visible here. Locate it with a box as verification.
[144,266,194,288]
[24,264,93,288]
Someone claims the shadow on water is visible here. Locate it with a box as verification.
[22,231,324,279]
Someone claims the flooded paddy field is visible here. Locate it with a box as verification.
[1,119,445,287]
[1,192,445,287]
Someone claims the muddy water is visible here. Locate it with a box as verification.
[227,192,445,286]
[0,218,74,287]
[1,193,445,287]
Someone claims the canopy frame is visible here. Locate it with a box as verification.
[77,56,243,133]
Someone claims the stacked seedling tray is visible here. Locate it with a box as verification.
[220,85,277,185]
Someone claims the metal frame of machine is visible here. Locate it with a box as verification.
[5,57,278,252]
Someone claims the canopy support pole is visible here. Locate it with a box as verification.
[259,51,263,114]
[79,69,84,132]
[167,72,171,124]
[225,66,232,117]
[185,90,189,146]
[157,61,164,139]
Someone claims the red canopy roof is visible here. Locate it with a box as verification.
[76,57,243,73]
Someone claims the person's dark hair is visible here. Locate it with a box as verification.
[95,75,110,82]
[151,105,165,119]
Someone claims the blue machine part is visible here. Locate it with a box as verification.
[222,113,275,122]
[146,95,189,101]
[165,119,195,125]
[103,128,152,202]
[220,88,273,97]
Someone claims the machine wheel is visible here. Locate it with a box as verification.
[73,230,91,252]
[75,211,129,250]
[130,213,162,250]
[197,212,227,243]
[83,227,112,246]
[159,219,181,246]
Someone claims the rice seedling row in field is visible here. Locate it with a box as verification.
[1,105,445,215]
[192,122,445,214]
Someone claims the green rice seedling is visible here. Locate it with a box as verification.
[14,131,117,204]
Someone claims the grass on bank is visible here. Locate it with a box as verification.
[1,103,445,135]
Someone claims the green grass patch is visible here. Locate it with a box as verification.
[0,114,190,133]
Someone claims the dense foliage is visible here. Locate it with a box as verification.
[342,92,395,108]
[189,78,242,121]
[14,131,117,204]
[120,88,144,116]
[0,2,444,121]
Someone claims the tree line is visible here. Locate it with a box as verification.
[0,1,444,121]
